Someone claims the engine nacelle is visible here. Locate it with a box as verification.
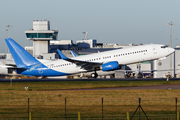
[101,61,119,71]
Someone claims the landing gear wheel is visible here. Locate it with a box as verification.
[38,76,46,79]
[91,73,98,78]
[111,74,115,78]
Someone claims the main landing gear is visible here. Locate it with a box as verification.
[91,72,98,78]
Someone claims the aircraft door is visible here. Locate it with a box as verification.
[152,46,157,54]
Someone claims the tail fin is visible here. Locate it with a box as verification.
[5,38,40,68]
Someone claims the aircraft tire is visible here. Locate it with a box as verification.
[91,73,98,78]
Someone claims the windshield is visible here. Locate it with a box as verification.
[161,45,168,48]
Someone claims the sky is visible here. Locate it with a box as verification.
[0,0,180,53]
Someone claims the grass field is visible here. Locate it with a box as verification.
[0,80,180,119]
[1,80,180,90]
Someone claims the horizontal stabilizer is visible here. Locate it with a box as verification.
[8,68,27,70]
[8,67,28,73]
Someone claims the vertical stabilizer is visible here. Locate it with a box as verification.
[5,38,40,68]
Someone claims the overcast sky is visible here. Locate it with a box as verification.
[0,0,180,53]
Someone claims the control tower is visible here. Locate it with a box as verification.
[25,20,58,58]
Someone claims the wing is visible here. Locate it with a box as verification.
[57,49,102,70]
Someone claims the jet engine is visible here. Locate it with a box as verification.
[101,61,119,71]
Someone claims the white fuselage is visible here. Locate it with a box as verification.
[42,44,174,75]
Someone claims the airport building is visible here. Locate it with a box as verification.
[25,20,58,59]
[152,48,180,78]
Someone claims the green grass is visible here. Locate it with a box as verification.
[0,80,180,90]
[0,80,180,119]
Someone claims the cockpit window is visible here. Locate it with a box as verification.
[161,45,168,48]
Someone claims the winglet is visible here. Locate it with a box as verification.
[57,49,68,60]
[70,50,77,57]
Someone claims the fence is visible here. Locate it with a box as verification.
[0,92,180,119]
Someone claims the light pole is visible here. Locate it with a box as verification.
[6,24,12,38]
[4,29,8,54]
[167,21,174,47]
[6,24,12,54]
[82,32,88,40]
[167,21,175,78]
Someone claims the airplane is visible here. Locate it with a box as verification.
[0,50,118,78]
[5,38,175,78]
[70,50,153,79]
